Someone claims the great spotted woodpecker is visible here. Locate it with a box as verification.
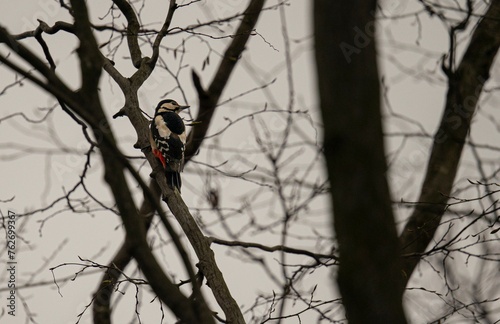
[150,99,190,192]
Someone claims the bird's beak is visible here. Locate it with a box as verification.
[178,105,190,111]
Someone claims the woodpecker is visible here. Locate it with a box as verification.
[150,99,190,192]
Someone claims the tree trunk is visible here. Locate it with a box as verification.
[314,1,407,323]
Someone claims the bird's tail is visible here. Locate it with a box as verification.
[165,171,182,193]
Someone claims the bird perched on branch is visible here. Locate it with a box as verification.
[150,99,190,193]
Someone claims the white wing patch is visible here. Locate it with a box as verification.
[155,116,172,138]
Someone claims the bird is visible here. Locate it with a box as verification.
[150,99,190,193]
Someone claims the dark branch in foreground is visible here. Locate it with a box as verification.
[92,180,159,324]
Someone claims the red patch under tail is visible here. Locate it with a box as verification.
[152,149,167,168]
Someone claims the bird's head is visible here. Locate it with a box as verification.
[156,99,190,114]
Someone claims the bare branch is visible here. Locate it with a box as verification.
[112,0,143,68]
[186,0,266,161]
[0,26,76,100]
[150,0,178,67]
[14,20,74,40]
[209,237,338,263]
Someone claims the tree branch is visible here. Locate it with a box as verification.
[112,0,143,68]
[185,0,266,160]
[209,237,338,263]
[150,0,178,67]
[0,26,75,97]
[70,0,103,95]
[399,0,500,285]
[14,20,74,40]
[111,2,267,323]
[65,1,212,322]
[93,180,159,324]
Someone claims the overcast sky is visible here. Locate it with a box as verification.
[1,1,499,323]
